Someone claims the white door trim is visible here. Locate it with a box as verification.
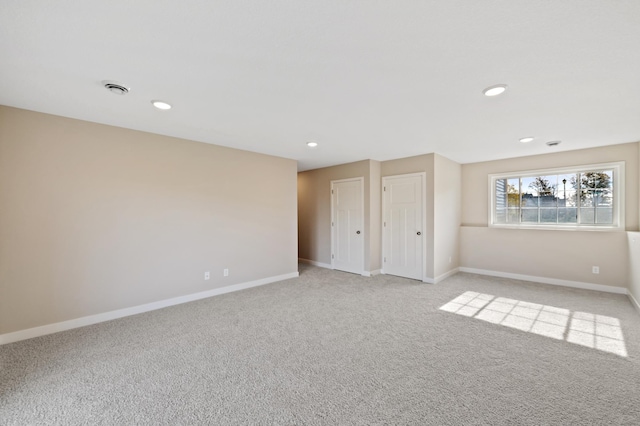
[381,172,427,281]
[330,177,365,275]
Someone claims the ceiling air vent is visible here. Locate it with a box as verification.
[102,80,130,95]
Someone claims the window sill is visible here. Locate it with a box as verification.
[489,224,625,232]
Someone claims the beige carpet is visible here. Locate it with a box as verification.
[1,264,639,425]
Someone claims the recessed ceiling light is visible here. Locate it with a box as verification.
[102,80,130,95]
[152,100,172,110]
[546,140,562,147]
[519,137,534,143]
[483,84,508,97]
[307,142,318,148]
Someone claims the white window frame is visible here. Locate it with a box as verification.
[488,161,625,231]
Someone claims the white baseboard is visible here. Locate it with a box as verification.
[0,271,299,346]
[298,258,332,269]
[628,291,640,315]
[459,267,627,295]
[434,268,460,284]
[370,269,382,276]
[423,269,459,284]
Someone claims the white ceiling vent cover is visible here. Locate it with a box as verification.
[102,80,130,95]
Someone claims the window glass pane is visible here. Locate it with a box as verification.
[495,179,508,208]
[596,208,613,224]
[507,209,520,223]
[521,209,538,223]
[521,177,537,207]
[535,175,557,197]
[594,189,612,207]
[505,178,520,207]
[491,164,619,229]
[580,170,612,191]
[580,208,595,224]
[558,208,577,223]
[521,176,535,192]
[558,173,575,191]
[540,209,557,223]
[560,191,577,207]
[495,178,508,192]
[580,190,594,207]
[521,193,538,207]
[540,194,557,207]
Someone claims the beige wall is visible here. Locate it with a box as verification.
[369,161,382,271]
[0,106,298,335]
[460,143,639,289]
[433,154,461,279]
[627,232,640,309]
[297,160,373,269]
[461,227,628,288]
[632,144,640,305]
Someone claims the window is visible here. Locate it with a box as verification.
[489,162,624,230]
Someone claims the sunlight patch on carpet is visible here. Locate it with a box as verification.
[440,291,628,357]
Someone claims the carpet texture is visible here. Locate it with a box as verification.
[1,265,639,425]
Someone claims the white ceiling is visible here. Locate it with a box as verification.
[1,1,639,171]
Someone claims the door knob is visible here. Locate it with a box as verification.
[356,230,361,234]
[417,232,421,235]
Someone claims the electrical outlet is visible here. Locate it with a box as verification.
[223,268,229,277]
[592,266,599,274]
[204,271,210,280]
